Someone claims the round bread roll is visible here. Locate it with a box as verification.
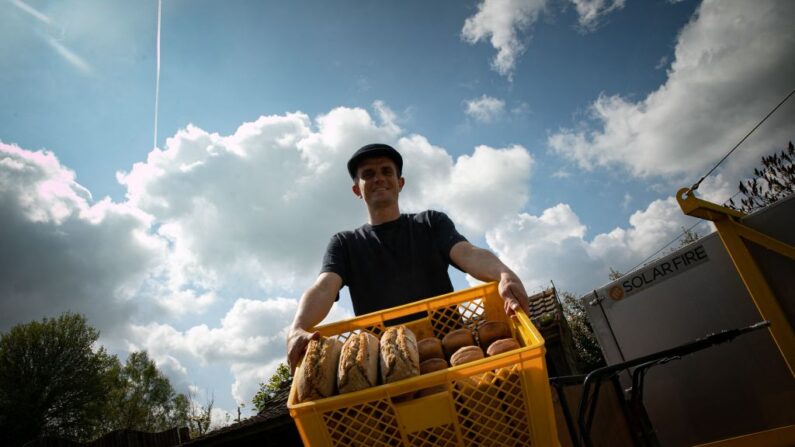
[450,345,484,366]
[296,336,343,402]
[477,320,510,350]
[379,326,420,384]
[416,358,449,397]
[417,337,444,362]
[442,328,474,358]
[486,337,520,356]
[337,331,380,394]
[420,358,448,374]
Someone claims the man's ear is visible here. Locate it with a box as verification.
[352,182,362,198]
[398,177,405,191]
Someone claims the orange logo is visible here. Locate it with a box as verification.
[609,285,624,301]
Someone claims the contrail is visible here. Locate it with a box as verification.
[10,0,52,24]
[46,37,92,74]
[153,0,162,150]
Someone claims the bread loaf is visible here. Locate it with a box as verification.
[296,336,343,402]
[379,326,420,384]
[477,321,510,350]
[450,345,484,366]
[486,338,520,356]
[337,331,380,394]
[417,337,444,362]
[442,328,475,358]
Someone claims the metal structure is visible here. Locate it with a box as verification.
[676,188,795,376]
[583,192,795,446]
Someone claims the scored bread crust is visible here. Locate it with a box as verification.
[296,337,342,402]
[337,331,380,394]
[380,326,420,384]
[450,345,484,366]
[486,337,520,356]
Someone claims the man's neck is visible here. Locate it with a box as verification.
[367,204,401,225]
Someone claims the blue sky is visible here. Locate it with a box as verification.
[2,0,793,424]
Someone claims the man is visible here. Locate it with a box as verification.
[287,143,529,372]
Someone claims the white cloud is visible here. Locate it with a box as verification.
[465,95,506,122]
[0,142,162,338]
[569,0,626,31]
[485,196,710,295]
[130,296,353,405]
[461,0,547,78]
[399,137,534,234]
[1,102,535,410]
[549,0,795,181]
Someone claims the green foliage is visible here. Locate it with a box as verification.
[728,141,795,213]
[608,267,623,281]
[252,363,292,413]
[0,313,112,446]
[560,292,606,373]
[108,351,188,432]
[0,314,189,446]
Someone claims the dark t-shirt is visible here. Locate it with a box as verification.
[321,210,468,316]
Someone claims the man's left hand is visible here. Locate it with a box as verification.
[499,272,530,317]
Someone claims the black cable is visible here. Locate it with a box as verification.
[690,88,795,193]
[624,220,703,275]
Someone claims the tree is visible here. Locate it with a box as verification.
[728,141,795,213]
[108,351,189,432]
[252,363,292,413]
[678,225,700,247]
[560,292,605,372]
[185,391,214,438]
[608,267,623,281]
[0,313,113,446]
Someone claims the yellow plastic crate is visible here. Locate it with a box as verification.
[287,282,560,446]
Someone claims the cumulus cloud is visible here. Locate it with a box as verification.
[118,104,535,292]
[398,137,534,234]
[485,195,711,296]
[2,102,537,411]
[465,95,506,122]
[129,297,352,405]
[0,142,162,336]
[549,0,795,182]
[569,0,626,31]
[461,0,547,78]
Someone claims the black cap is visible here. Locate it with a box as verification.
[347,143,403,179]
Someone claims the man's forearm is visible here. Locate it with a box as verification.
[451,242,515,282]
[290,272,341,331]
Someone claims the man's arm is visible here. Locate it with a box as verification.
[449,241,530,316]
[286,272,343,373]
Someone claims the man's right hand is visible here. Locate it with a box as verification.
[287,327,320,374]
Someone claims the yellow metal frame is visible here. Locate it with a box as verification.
[676,188,795,377]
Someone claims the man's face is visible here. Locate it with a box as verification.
[352,156,404,207]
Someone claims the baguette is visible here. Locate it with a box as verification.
[380,326,420,384]
[337,331,380,394]
[296,337,343,402]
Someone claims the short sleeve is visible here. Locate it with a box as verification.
[428,211,468,263]
[321,233,349,287]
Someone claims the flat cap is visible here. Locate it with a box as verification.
[347,143,403,179]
